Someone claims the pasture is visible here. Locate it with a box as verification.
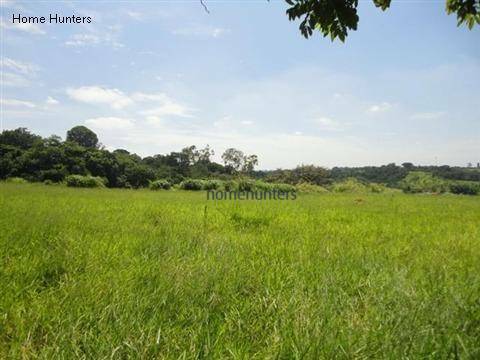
[1,183,479,358]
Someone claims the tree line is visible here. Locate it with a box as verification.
[1,126,479,189]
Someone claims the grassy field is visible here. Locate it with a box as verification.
[1,183,479,359]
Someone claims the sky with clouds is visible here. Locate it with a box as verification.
[1,0,479,169]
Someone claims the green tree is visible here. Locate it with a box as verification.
[125,163,156,188]
[221,148,258,174]
[66,126,99,149]
[285,0,479,41]
[0,128,41,149]
[292,164,330,185]
[85,150,121,187]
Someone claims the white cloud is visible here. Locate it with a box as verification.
[85,117,134,130]
[125,11,143,21]
[172,26,230,38]
[67,86,194,120]
[1,58,39,87]
[1,57,39,75]
[241,120,253,125]
[313,117,345,131]
[46,96,59,105]
[0,18,45,35]
[65,26,124,49]
[137,93,194,118]
[410,111,445,120]
[0,0,17,7]
[1,0,27,10]
[211,28,229,38]
[145,116,165,127]
[368,102,392,113]
[67,86,133,109]
[131,92,170,102]
[141,103,193,118]
[0,98,36,108]
[2,72,30,87]
[65,34,102,47]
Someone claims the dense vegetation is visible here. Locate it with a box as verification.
[1,127,479,194]
[1,183,479,358]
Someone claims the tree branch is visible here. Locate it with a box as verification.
[200,0,210,14]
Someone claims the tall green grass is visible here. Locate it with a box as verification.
[1,183,479,358]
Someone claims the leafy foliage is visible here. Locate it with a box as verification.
[65,175,105,188]
[0,128,42,149]
[254,180,274,191]
[237,178,256,192]
[221,148,258,174]
[285,0,478,41]
[296,182,329,193]
[286,0,363,41]
[5,177,28,184]
[446,0,480,29]
[149,179,172,190]
[264,164,330,185]
[331,177,369,193]
[223,180,239,191]
[271,183,297,192]
[66,126,99,149]
[449,181,480,195]
[203,179,223,190]
[400,171,449,194]
[179,178,205,191]
[1,127,478,194]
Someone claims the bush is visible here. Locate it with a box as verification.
[39,168,66,183]
[449,182,479,195]
[66,175,105,188]
[149,179,171,190]
[271,183,296,192]
[254,181,273,191]
[179,178,204,191]
[203,179,223,190]
[43,179,54,186]
[296,182,329,193]
[223,180,238,191]
[237,178,255,192]
[368,183,388,193]
[400,171,448,193]
[331,178,369,193]
[5,177,28,184]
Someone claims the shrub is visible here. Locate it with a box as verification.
[331,178,369,193]
[40,168,66,183]
[296,182,329,193]
[179,178,204,191]
[254,181,273,191]
[149,179,171,190]
[271,183,296,192]
[66,175,105,188]
[5,177,28,184]
[43,180,54,186]
[238,178,255,192]
[400,171,448,193]
[203,179,223,190]
[449,182,479,195]
[368,183,388,193]
[223,180,238,191]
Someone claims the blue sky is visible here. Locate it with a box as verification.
[1,0,479,169]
